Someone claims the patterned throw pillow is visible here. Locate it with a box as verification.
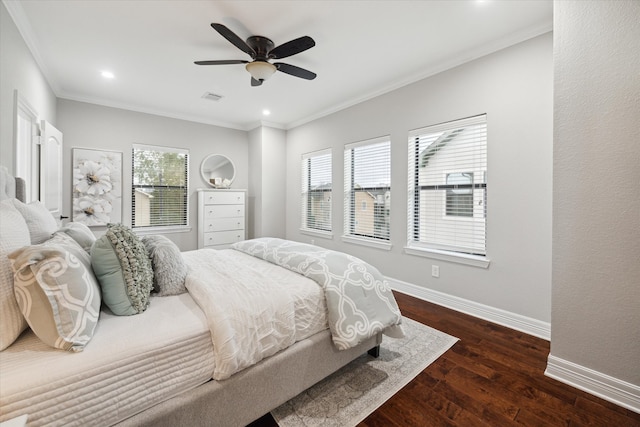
[8,233,101,352]
[142,235,187,296]
[0,200,30,351]
[54,221,96,253]
[91,223,153,315]
[10,199,58,244]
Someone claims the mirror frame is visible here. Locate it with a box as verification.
[200,154,235,188]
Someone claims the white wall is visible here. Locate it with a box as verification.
[57,99,249,251]
[550,0,640,392]
[0,2,57,173]
[285,33,553,325]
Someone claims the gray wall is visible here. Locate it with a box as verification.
[285,33,554,324]
[0,2,57,173]
[260,126,286,238]
[248,125,287,239]
[551,0,640,385]
[57,99,249,251]
[248,127,262,239]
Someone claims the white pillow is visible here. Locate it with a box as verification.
[11,199,58,244]
[0,200,30,350]
[54,222,96,253]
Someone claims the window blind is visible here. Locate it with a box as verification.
[407,115,487,256]
[344,136,391,241]
[132,144,189,228]
[301,149,332,232]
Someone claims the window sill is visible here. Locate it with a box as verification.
[404,245,490,268]
[299,228,334,240]
[342,235,392,251]
[133,225,192,236]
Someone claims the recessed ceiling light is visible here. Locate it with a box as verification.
[262,109,271,116]
[101,71,115,79]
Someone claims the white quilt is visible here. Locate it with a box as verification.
[183,249,327,380]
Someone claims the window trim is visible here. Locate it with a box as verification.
[407,114,489,264]
[300,148,333,235]
[342,135,391,247]
[131,143,190,231]
[404,244,490,268]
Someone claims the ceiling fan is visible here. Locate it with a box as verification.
[195,23,317,86]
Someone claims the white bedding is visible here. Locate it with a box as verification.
[183,249,328,380]
[0,293,214,427]
[1,249,329,426]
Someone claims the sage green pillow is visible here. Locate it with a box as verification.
[91,223,153,316]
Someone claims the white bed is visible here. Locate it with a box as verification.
[0,166,399,427]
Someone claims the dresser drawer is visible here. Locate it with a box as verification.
[203,204,245,219]
[202,191,245,205]
[203,230,245,247]
[203,217,244,232]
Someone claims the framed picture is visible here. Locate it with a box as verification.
[72,148,123,226]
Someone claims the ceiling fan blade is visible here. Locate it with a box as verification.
[211,23,255,58]
[269,36,315,59]
[274,63,317,80]
[194,60,249,65]
[251,77,263,87]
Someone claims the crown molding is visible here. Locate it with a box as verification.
[287,24,552,130]
[3,0,61,94]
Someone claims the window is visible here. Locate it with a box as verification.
[301,149,332,233]
[446,172,474,217]
[344,137,391,242]
[407,115,487,258]
[132,144,189,230]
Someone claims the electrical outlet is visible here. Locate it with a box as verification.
[431,265,440,278]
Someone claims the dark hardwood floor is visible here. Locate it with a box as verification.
[250,291,640,426]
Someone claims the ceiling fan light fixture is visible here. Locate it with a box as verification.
[246,61,276,81]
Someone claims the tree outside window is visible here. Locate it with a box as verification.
[132,145,189,229]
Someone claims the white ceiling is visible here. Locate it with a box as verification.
[6,0,552,131]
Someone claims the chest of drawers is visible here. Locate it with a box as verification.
[197,189,246,249]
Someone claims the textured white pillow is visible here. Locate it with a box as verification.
[0,200,30,350]
[142,235,187,296]
[11,199,58,244]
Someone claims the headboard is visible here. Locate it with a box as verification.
[0,166,26,203]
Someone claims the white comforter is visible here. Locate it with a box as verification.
[183,249,327,380]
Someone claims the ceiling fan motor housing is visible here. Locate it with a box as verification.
[246,36,275,60]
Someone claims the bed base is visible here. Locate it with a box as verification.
[116,329,382,427]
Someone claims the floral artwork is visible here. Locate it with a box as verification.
[72,148,122,226]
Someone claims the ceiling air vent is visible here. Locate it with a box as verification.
[201,92,223,102]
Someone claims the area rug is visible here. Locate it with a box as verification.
[271,317,458,427]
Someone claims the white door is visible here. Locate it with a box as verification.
[40,121,63,220]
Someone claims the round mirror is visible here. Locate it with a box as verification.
[201,154,235,188]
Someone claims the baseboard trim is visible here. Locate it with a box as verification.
[545,355,640,414]
[386,277,551,340]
